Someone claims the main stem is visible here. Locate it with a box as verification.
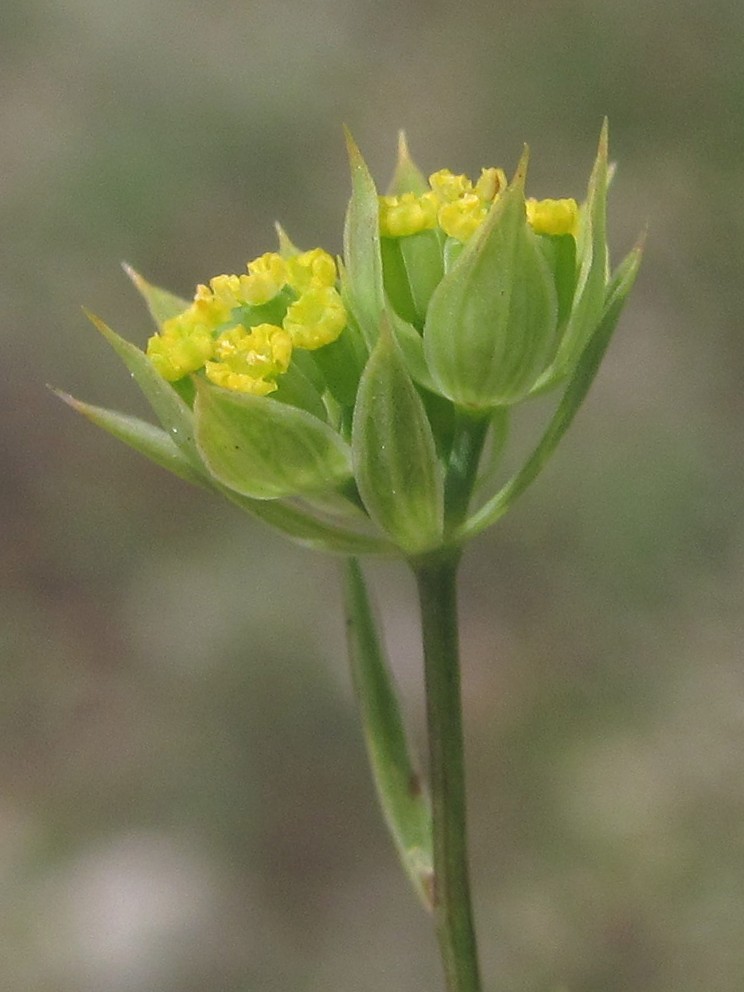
[414,553,482,992]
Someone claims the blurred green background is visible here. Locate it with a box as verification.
[3,0,744,989]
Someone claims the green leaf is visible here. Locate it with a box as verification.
[423,150,558,408]
[343,559,433,908]
[194,380,353,500]
[352,320,444,554]
[54,392,211,487]
[457,240,643,542]
[122,263,190,327]
[342,130,386,348]
[85,311,202,469]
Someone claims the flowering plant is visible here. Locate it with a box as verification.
[60,121,640,992]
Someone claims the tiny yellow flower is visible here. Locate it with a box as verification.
[381,168,509,243]
[428,169,473,202]
[285,248,338,293]
[146,311,215,381]
[283,286,347,350]
[474,167,507,202]
[241,252,288,305]
[379,191,439,238]
[205,323,292,394]
[526,197,579,237]
[202,275,242,316]
[437,193,488,242]
[146,245,345,392]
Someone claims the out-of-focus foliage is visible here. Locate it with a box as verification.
[3,0,744,989]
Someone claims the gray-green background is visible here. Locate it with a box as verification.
[4,1,744,989]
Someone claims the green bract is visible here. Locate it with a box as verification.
[423,150,559,409]
[61,123,641,560]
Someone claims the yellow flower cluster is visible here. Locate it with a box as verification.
[525,197,579,237]
[146,248,346,395]
[379,167,578,243]
[378,167,506,242]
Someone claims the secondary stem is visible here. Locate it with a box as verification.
[413,553,482,992]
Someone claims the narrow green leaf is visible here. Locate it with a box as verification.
[458,241,642,542]
[352,320,444,554]
[342,130,386,348]
[343,559,434,909]
[54,392,211,487]
[85,310,202,469]
[122,263,190,327]
[195,380,353,500]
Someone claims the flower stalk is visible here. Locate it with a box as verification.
[414,552,481,992]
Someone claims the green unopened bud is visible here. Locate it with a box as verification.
[423,149,559,409]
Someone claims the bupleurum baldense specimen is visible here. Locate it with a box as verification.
[60,123,641,992]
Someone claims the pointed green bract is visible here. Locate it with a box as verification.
[342,130,386,348]
[222,489,395,556]
[86,310,202,469]
[423,154,558,409]
[55,392,211,488]
[343,558,434,909]
[535,233,577,333]
[386,131,429,196]
[381,237,418,326]
[271,360,328,420]
[274,222,300,258]
[195,380,353,500]
[352,320,444,554]
[390,314,439,393]
[123,263,190,327]
[531,121,610,392]
[399,230,445,329]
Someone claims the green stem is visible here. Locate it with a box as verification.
[413,553,481,992]
[444,408,490,530]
